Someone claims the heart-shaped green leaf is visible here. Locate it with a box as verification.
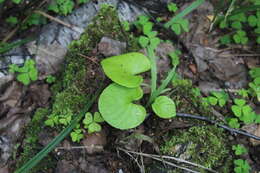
[88,122,102,133]
[152,96,176,118]
[101,52,151,88]
[98,83,146,129]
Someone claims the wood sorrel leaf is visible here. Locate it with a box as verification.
[101,52,151,88]
[98,83,146,129]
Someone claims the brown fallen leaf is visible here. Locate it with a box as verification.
[188,64,197,74]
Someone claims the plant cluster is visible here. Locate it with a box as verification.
[232,144,251,173]
[166,3,189,35]
[218,0,260,45]
[9,59,38,85]
[97,13,183,129]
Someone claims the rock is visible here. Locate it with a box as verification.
[0,136,12,167]
[97,37,126,57]
[199,81,220,95]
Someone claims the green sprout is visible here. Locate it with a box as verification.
[46,75,56,84]
[9,59,38,85]
[70,128,84,143]
[232,144,248,155]
[234,159,250,173]
[83,112,104,133]
[227,118,240,129]
[231,99,256,124]
[233,30,248,44]
[206,91,229,107]
[167,2,178,13]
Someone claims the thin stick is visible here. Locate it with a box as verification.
[118,148,217,173]
[34,10,83,33]
[118,148,201,173]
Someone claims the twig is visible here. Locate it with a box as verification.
[34,10,83,33]
[118,147,203,173]
[55,145,103,150]
[176,113,260,140]
[78,53,99,65]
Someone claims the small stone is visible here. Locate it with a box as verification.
[97,37,126,57]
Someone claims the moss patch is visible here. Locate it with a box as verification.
[156,80,233,172]
[160,125,232,172]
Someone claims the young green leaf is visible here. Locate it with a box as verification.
[88,122,102,133]
[98,83,146,129]
[93,112,104,123]
[231,21,242,29]
[152,96,176,118]
[83,112,93,127]
[143,22,153,36]
[234,159,250,173]
[232,144,248,155]
[171,23,181,35]
[228,118,240,128]
[248,15,257,27]
[167,2,178,13]
[101,52,151,88]
[139,36,149,48]
[17,73,30,85]
[6,16,18,25]
[12,0,22,4]
[149,37,160,50]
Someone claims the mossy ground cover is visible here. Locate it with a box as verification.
[152,81,233,172]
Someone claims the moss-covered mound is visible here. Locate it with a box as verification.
[160,125,232,172]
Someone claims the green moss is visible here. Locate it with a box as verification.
[15,108,55,173]
[160,125,232,172]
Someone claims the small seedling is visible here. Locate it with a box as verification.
[248,67,260,101]
[233,30,248,44]
[234,159,250,173]
[167,2,178,13]
[46,75,56,84]
[138,22,160,50]
[121,21,130,31]
[6,16,18,25]
[220,35,231,45]
[44,114,59,127]
[83,112,104,133]
[170,18,189,35]
[231,99,256,124]
[237,89,249,98]
[227,118,240,129]
[70,128,84,143]
[59,114,72,126]
[48,0,74,15]
[206,91,229,107]
[9,59,38,85]
[232,144,248,155]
